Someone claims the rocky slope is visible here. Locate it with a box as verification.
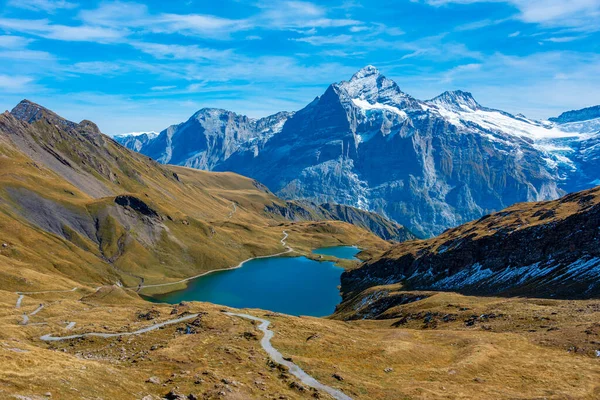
[339,186,600,318]
[0,100,390,292]
[119,66,599,237]
[266,200,417,242]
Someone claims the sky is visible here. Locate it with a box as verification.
[0,0,599,135]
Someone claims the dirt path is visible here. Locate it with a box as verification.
[225,312,353,400]
[39,313,200,341]
[21,304,44,325]
[15,287,78,308]
[227,202,237,219]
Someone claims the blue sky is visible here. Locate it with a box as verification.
[0,0,599,135]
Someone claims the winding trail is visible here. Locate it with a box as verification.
[15,295,23,309]
[225,312,352,400]
[15,287,78,308]
[39,313,200,341]
[227,202,237,219]
[133,231,292,291]
[21,304,44,325]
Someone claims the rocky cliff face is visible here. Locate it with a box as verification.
[341,186,600,302]
[265,200,417,242]
[114,132,157,152]
[549,105,600,124]
[132,108,292,170]
[118,66,600,237]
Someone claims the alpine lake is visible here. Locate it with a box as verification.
[148,246,361,317]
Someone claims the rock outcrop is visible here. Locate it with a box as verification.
[341,186,600,301]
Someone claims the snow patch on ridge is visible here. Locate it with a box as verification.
[431,105,577,140]
[115,131,158,138]
[351,98,408,118]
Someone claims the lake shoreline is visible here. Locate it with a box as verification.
[145,245,361,317]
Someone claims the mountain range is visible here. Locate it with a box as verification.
[117,66,600,237]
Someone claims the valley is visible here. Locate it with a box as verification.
[0,94,599,400]
[2,0,600,398]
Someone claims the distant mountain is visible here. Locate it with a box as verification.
[118,108,292,170]
[266,200,417,242]
[114,131,157,152]
[338,185,600,320]
[118,66,599,237]
[549,105,600,124]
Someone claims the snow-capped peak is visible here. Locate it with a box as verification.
[115,131,158,139]
[350,65,381,81]
[336,65,418,110]
[429,90,481,112]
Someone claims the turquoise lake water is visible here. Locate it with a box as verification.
[312,245,361,261]
[149,246,360,317]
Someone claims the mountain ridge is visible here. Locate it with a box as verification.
[336,185,600,321]
[112,66,599,237]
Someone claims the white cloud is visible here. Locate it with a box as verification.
[131,42,233,60]
[67,61,129,75]
[255,1,361,29]
[419,0,600,30]
[8,0,78,13]
[0,35,33,48]
[151,85,176,91]
[0,18,126,42]
[395,50,600,119]
[544,36,586,43]
[78,1,362,40]
[0,75,35,92]
[293,34,353,45]
[0,35,54,60]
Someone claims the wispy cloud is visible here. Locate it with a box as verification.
[0,34,55,60]
[77,0,362,40]
[418,0,600,30]
[131,42,233,61]
[544,36,586,43]
[0,74,36,92]
[0,18,126,42]
[8,0,78,13]
[293,34,353,45]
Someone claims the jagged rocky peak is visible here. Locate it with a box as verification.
[429,90,481,112]
[11,99,96,134]
[11,99,74,127]
[192,107,244,122]
[335,65,417,109]
[549,105,600,124]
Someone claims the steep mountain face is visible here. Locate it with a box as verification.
[114,132,157,152]
[0,100,390,292]
[549,105,600,124]
[119,66,599,237]
[340,186,600,312]
[124,108,292,170]
[265,200,417,242]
